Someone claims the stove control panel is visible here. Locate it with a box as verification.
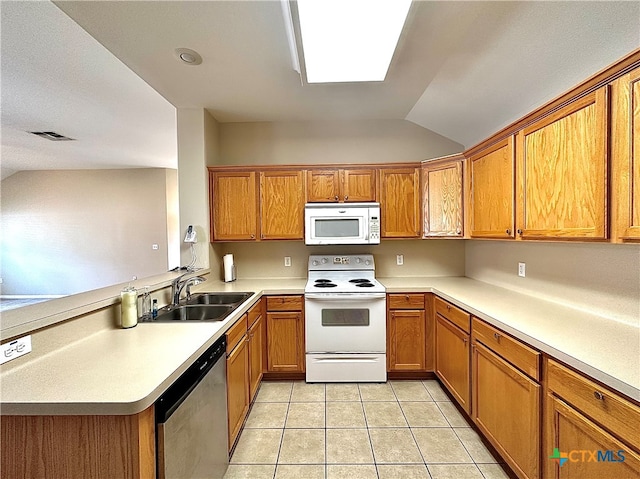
[309,254,374,270]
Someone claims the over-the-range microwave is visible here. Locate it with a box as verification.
[304,202,381,245]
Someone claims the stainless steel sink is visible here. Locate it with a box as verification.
[186,292,252,306]
[152,305,235,322]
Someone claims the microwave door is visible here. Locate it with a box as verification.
[307,215,366,245]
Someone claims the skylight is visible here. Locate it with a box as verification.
[297,0,412,83]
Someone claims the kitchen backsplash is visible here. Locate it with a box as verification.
[212,240,465,280]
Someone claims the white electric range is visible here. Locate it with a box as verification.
[304,254,387,382]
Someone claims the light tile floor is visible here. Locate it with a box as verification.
[224,380,511,479]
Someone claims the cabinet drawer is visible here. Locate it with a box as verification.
[266,295,303,312]
[546,359,640,449]
[247,300,262,327]
[435,296,470,333]
[226,313,248,354]
[388,293,425,310]
[472,317,540,380]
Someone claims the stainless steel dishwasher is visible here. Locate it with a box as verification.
[156,335,229,479]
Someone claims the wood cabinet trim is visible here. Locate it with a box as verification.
[434,296,471,333]
[226,314,248,354]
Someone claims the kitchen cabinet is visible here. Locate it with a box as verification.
[515,87,608,240]
[387,293,426,371]
[260,170,305,240]
[468,136,515,239]
[421,154,464,237]
[248,304,264,402]
[266,295,305,373]
[611,66,640,242]
[544,359,640,479]
[472,318,541,479]
[434,296,471,413]
[210,170,258,241]
[226,314,249,450]
[1,406,155,479]
[306,168,376,202]
[378,167,421,238]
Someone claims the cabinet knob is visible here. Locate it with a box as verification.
[405,295,410,301]
[446,305,451,311]
[333,195,338,201]
[456,228,461,234]
[493,332,501,341]
[250,234,255,239]
[344,195,348,201]
[506,229,511,235]
[517,229,523,235]
[594,391,605,401]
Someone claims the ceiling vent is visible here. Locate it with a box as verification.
[29,131,75,141]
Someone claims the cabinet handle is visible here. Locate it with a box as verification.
[517,229,523,235]
[405,295,410,301]
[250,234,255,239]
[493,332,501,341]
[506,229,511,235]
[594,391,605,401]
[446,305,451,311]
[456,228,461,234]
[344,195,348,201]
[463,338,468,345]
[334,195,339,201]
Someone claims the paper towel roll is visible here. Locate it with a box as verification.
[223,254,236,282]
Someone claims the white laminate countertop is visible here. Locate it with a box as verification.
[1,276,637,416]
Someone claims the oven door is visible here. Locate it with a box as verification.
[305,293,386,353]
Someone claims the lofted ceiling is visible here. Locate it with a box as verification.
[1,1,639,179]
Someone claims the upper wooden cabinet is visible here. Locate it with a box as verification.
[378,167,421,238]
[611,66,640,242]
[259,170,305,240]
[210,170,258,241]
[307,168,376,202]
[516,87,609,240]
[468,137,515,239]
[422,155,464,237]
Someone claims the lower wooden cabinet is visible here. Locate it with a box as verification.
[266,295,305,373]
[226,316,250,450]
[472,341,540,479]
[544,358,640,479]
[387,293,426,371]
[435,297,471,413]
[1,407,155,479]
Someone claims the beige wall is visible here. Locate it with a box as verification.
[177,108,223,271]
[213,240,465,281]
[0,169,175,296]
[465,241,640,326]
[218,119,463,166]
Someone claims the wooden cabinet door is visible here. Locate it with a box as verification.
[266,311,304,372]
[544,394,640,479]
[307,169,340,202]
[516,88,608,240]
[435,314,470,412]
[342,168,376,202]
[248,314,264,402]
[226,337,249,450]
[612,67,640,242]
[379,167,421,238]
[210,171,258,241]
[469,137,515,238]
[473,342,540,479]
[422,157,464,237]
[260,170,305,240]
[387,309,426,371]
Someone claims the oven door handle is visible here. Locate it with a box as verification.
[305,293,386,300]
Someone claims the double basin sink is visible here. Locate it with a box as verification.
[151,292,253,322]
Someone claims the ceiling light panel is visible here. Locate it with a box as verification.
[297,0,412,83]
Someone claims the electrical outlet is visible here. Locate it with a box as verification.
[1,335,32,365]
[396,254,404,266]
[152,244,159,250]
[518,262,526,277]
[284,256,292,267]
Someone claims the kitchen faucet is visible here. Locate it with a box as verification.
[171,273,206,306]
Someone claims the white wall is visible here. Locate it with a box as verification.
[465,240,640,326]
[218,119,463,165]
[0,169,176,296]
